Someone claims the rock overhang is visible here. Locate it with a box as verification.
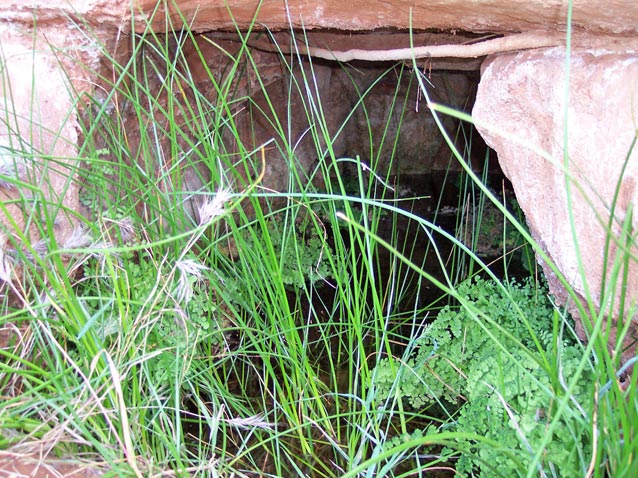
[131,0,638,36]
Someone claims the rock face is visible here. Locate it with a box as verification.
[134,0,638,35]
[473,49,638,356]
[0,27,80,255]
[0,1,126,262]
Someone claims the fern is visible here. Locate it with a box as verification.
[375,277,559,406]
[373,276,593,477]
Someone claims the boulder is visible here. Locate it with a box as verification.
[0,26,80,255]
[473,48,638,357]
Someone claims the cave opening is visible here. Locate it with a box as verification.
[83,28,515,253]
[80,27,528,319]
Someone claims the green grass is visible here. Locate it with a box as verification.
[0,1,636,477]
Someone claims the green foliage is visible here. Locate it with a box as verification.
[374,276,593,477]
[78,147,116,215]
[456,186,524,259]
[375,277,558,406]
[242,217,333,289]
[4,4,626,477]
[467,197,527,257]
[78,250,223,390]
[453,345,591,477]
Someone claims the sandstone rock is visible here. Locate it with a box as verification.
[83,30,473,220]
[134,0,638,35]
[0,450,104,478]
[0,0,125,262]
[230,58,474,183]
[0,0,129,27]
[0,26,80,254]
[473,48,638,357]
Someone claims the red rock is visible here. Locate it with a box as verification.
[473,48,638,359]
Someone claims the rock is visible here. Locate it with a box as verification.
[0,26,80,256]
[473,48,638,359]
[84,32,472,217]
[0,450,104,478]
[134,0,638,35]
[352,69,477,175]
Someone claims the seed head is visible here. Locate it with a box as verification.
[198,189,232,225]
[0,246,13,283]
[174,258,208,304]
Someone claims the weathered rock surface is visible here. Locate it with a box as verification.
[0,26,80,253]
[86,32,474,221]
[0,0,129,259]
[473,49,638,355]
[134,0,638,35]
[0,0,129,26]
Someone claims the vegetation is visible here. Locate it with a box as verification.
[374,276,593,476]
[0,1,636,477]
